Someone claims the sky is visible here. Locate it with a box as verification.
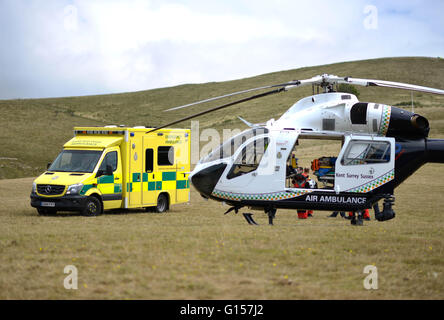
[0,0,443,99]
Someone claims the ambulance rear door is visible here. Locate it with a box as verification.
[142,134,159,206]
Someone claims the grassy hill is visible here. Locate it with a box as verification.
[1,56,444,179]
[1,57,444,300]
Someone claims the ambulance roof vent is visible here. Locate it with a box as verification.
[133,126,146,129]
[105,125,117,128]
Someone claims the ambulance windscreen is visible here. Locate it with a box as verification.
[199,128,269,164]
[48,150,103,173]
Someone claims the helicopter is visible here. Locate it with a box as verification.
[149,74,444,226]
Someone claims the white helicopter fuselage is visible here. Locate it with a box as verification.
[276,92,390,135]
[190,92,396,208]
[158,73,443,223]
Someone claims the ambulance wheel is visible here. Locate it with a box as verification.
[82,196,102,217]
[154,193,168,213]
[37,208,57,216]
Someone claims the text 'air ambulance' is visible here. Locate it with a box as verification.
[30,126,191,216]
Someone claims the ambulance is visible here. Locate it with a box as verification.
[30,126,191,216]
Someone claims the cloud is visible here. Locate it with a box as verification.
[0,0,443,99]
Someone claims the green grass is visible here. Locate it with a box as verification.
[1,168,443,299]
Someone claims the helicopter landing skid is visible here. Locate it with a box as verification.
[243,213,259,225]
[242,208,276,226]
[350,211,364,226]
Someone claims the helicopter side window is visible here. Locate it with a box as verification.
[341,141,390,165]
[227,137,269,179]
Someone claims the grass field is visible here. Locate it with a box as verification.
[1,165,443,300]
[0,57,443,299]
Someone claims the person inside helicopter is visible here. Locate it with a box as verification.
[292,173,310,219]
[285,154,298,187]
[285,137,344,190]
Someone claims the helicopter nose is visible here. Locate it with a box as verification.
[191,163,227,197]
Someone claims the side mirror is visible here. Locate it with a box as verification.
[47,162,52,169]
[96,165,113,178]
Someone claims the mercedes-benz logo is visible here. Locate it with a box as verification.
[45,186,52,193]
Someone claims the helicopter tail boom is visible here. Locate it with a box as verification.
[426,139,444,163]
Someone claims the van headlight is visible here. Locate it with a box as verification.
[32,182,37,193]
[66,183,84,195]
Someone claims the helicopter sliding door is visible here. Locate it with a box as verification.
[334,135,395,194]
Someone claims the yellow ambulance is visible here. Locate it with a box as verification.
[30,126,191,216]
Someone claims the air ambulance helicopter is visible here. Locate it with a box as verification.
[150,74,444,226]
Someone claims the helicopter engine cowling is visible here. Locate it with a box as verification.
[386,107,430,138]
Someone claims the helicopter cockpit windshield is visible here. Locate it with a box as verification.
[200,128,269,164]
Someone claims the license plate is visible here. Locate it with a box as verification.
[41,202,55,207]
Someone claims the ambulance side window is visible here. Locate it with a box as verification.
[158,146,174,166]
[99,151,118,172]
[145,149,154,172]
[341,141,390,165]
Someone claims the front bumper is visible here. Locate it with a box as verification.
[30,192,88,212]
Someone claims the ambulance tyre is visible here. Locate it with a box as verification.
[82,196,102,217]
[154,193,169,213]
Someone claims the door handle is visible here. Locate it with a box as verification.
[115,177,120,180]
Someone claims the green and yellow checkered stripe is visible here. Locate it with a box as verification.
[378,105,391,136]
[211,189,313,202]
[346,169,395,193]
[127,171,189,192]
[80,174,122,195]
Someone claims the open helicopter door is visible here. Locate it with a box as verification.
[334,135,395,194]
[219,132,274,190]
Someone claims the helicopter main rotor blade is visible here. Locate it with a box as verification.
[147,87,286,133]
[164,74,332,113]
[343,77,444,95]
[164,81,299,112]
[150,75,344,133]
[290,74,444,95]
[149,73,444,134]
